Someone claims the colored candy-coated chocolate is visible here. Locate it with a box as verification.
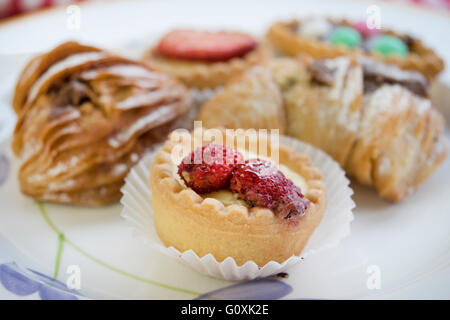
[370,35,409,58]
[353,21,380,38]
[329,26,362,48]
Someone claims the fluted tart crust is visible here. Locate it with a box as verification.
[266,19,444,80]
[143,31,270,89]
[149,130,326,266]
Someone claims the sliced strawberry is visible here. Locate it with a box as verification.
[156,29,257,62]
[230,159,309,219]
[178,144,244,194]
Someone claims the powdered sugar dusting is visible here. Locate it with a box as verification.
[377,156,391,175]
[112,163,128,176]
[130,153,139,162]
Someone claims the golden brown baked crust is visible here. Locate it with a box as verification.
[13,42,100,115]
[149,130,326,266]
[12,41,192,205]
[198,66,286,133]
[142,42,269,89]
[266,19,444,80]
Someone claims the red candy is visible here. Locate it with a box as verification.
[353,21,380,38]
[178,144,244,194]
[156,29,257,62]
[230,159,309,219]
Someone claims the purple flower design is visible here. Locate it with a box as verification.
[28,269,79,300]
[0,263,40,296]
[38,285,78,300]
[0,154,9,187]
[0,262,78,300]
[195,278,292,300]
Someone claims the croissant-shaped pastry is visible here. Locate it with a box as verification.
[12,41,192,205]
[198,56,448,202]
[346,84,447,201]
[283,57,447,202]
[198,66,285,132]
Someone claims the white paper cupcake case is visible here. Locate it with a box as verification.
[120,135,355,281]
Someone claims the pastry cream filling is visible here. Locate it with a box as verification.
[204,149,309,205]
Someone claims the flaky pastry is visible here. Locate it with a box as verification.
[198,66,286,133]
[12,41,192,205]
[198,56,448,202]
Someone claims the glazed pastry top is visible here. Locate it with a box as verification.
[144,29,268,89]
[175,143,311,220]
[177,148,309,208]
[155,29,258,62]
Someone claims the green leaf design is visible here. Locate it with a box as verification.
[38,202,202,298]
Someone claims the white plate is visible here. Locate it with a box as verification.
[0,0,449,299]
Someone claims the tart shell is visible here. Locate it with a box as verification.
[266,20,444,80]
[142,42,270,89]
[149,130,326,267]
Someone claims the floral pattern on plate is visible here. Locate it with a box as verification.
[0,262,80,300]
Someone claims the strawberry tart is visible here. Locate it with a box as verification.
[149,130,326,266]
[143,29,269,89]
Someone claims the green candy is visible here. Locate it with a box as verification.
[371,35,409,58]
[330,26,362,49]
